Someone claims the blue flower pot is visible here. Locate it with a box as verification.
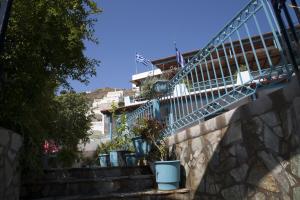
[98,154,109,167]
[132,136,151,158]
[125,153,137,166]
[109,150,128,167]
[154,160,180,190]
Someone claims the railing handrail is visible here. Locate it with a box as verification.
[168,0,265,88]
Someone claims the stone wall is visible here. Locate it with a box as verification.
[0,127,23,200]
[166,79,300,200]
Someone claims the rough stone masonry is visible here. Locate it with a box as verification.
[0,127,23,200]
[166,78,300,200]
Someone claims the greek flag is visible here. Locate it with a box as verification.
[136,53,151,66]
[176,47,185,68]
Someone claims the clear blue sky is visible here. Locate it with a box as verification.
[70,0,257,92]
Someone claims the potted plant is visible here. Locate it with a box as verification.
[96,142,110,167]
[139,118,181,191]
[131,118,153,160]
[109,112,135,167]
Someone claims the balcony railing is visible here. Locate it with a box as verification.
[116,0,298,137]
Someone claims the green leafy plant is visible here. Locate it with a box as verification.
[0,0,101,174]
[132,118,167,161]
[96,136,134,155]
[140,76,168,100]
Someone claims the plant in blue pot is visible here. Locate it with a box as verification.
[141,119,181,191]
[96,142,110,167]
[109,112,135,167]
[131,118,153,161]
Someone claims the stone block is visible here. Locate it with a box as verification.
[229,144,248,163]
[246,95,273,116]
[292,97,300,124]
[223,122,242,146]
[283,78,300,103]
[290,149,300,178]
[10,133,22,152]
[175,131,188,144]
[251,192,266,200]
[7,150,16,163]
[204,117,217,134]
[190,137,204,153]
[187,123,202,139]
[258,151,293,193]
[260,111,281,127]
[221,185,245,200]
[247,162,279,192]
[215,157,236,173]
[0,129,10,147]
[203,129,222,149]
[293,186,300,200]
[273,126,284,137]
[4,158,13,187]
[263,125,280,153]
[281,107,294,140]
[224,108,241,125]
[230,164,249,182]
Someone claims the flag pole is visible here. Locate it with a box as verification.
[135,52,138,74]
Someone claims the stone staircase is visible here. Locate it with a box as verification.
[21,166,190,200]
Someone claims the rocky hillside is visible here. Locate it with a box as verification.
[85,87,135,104]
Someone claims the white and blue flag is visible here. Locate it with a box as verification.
[136,53,151,66]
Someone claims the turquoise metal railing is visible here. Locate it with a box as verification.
[117,0,296,136]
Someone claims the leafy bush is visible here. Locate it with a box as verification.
[132,118,167,161]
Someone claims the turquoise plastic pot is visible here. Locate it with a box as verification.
[109,151,127,167]
[154,160,180,190]
[98,154,109,167]
[132,136,151,158]
[125,153,136,166]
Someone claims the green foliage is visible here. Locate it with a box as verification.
[51,93,92,167]
[132,118,167,161]
[116,113,127,134]
[56,148,80,168]
[96,136,134,155]
[140,77,159,100]
[110,101,118,119]
[0,0,101,172]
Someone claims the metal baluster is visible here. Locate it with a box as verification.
[189,65,199,110]
[215,46,228,93]
[229,36,243,85]
[199,62,209,108]
[204,56,215,102]
[209,51,221,98]
[236,30,251,75]
[244,23,262,75]
[194,65,204,108]
[184,72,195,113]
[253,14,273,67]
[222,43,236,89]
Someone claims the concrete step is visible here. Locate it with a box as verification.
[21,174,155,199]
[37,166,152,180]
[29,188,191,200]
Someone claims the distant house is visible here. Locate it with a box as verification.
[80,90,125,157]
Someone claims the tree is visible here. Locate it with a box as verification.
[0,0,101,171]
[52,92,93,167]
